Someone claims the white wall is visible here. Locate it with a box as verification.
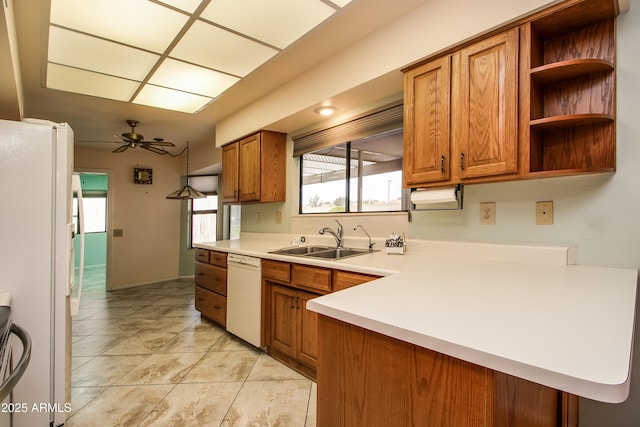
[75,147,183,290]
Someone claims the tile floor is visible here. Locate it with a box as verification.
[68,266,317,426]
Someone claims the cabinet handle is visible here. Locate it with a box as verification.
[214,305,222,310]
[440,154,445,172]
[460,152,465,170]
[296,297,300,310]
[291,296,295,309]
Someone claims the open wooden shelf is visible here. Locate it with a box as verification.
[530,113,614,131]
[530,59,613,83]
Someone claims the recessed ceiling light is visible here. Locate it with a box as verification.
[315,106,336,116]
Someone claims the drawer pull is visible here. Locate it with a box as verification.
[214,305,222,310]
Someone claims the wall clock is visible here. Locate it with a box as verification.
[134,168,152,184]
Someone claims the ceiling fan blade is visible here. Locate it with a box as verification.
[141,144,169,155]
[112,144,130,153]
[148,140,175,147]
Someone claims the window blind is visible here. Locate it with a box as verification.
[292,103,403,157]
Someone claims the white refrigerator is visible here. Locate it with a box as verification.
[0,118,84,426]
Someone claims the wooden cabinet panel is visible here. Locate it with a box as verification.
[262,259,291,283]
[333,270,381,292]
[317,315,491,426]
[221,130,286,204]
[454,28,519,180]
[270,285,297,359]
[292,264,332,293]
[238,133,262,202]
[195,262,227,295]
[403,55,451,186]
[195,248,210,264]
[195,286,226,327]
[221,142,239,203]
[209,250,227,268]
[297,291,319,370]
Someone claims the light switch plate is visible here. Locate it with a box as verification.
[536,201,553,225]
[479,202,496,225]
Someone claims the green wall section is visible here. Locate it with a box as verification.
[75,173,108,268]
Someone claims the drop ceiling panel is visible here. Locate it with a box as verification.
[157,0,203,14]
[48,27,160,81]
[200,0,336,49]
[46,63,139,101]
[149,58,240,98]
[50,0,189,53]
[133,84,212,114]
[170,20,278,77]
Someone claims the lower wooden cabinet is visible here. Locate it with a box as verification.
[195,286,226,326]
[194,249,227,327]
[316,314,578,427]
[269,284,319,372]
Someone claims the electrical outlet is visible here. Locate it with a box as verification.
[479,202,496,225]
[275,210,283,224]
[113,228,123,237]
[536,201,553,225]
[256,212,261,224]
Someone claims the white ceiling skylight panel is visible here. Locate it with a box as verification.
[46,0,354,114]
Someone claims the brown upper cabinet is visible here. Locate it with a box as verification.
[221,130,287,204]
[403,0,618,188]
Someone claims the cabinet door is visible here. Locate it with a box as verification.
[403,55,451,186]
[238,133,262,202]
[270,285,297,359]
[454,28,518,180]
[221,142,239,203]
[297,290,319,370]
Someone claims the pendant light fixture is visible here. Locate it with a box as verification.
[166,141,207,200]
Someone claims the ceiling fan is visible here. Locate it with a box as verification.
[111,120,175,155]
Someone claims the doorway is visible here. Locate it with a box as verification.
[74,171,110,292]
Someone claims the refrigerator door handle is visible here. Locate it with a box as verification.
[70,174,84,316]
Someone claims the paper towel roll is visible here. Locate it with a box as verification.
[410,187,458,204]
[0,292,11,307]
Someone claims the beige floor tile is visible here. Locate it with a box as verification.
[156,327,225,353]
[69,386,107,416]
[181,350,259,383]
[247,353,306,381]
[66,385,173,427]
[72,334,125,357]
[72,355,148,387]
[101,332,176,355]
[115,352,205,385]
[139,382,243,427]
[210,333,257,352]
[221,379,312,427]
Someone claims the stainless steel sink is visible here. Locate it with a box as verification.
[269,245,377,260]
[269,245,333,255]
[305,247,374,259]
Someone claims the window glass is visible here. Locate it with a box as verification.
[73,196,107,233]
[191,194,218,245]
[300,128,405,213]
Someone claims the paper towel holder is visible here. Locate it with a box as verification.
[410,184,464,211]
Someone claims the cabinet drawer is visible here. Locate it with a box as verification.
[292,264,332,293]
[263,259,291,283]
[195,249,210,264]
[195,262,227,295]
[195,286,226,326]
[333,270,381,292]
[209,250,227,268]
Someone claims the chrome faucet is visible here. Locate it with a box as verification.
[319,220,343,248]
[354,225,375,251]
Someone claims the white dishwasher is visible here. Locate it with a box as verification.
[226,253,262,347]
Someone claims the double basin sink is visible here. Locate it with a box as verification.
[269,245,377,260]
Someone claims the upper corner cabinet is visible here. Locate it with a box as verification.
[221,130,287,204]
[524,0,618,177]
[403,28,519,188]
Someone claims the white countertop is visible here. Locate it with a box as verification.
[196,234,638,403]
